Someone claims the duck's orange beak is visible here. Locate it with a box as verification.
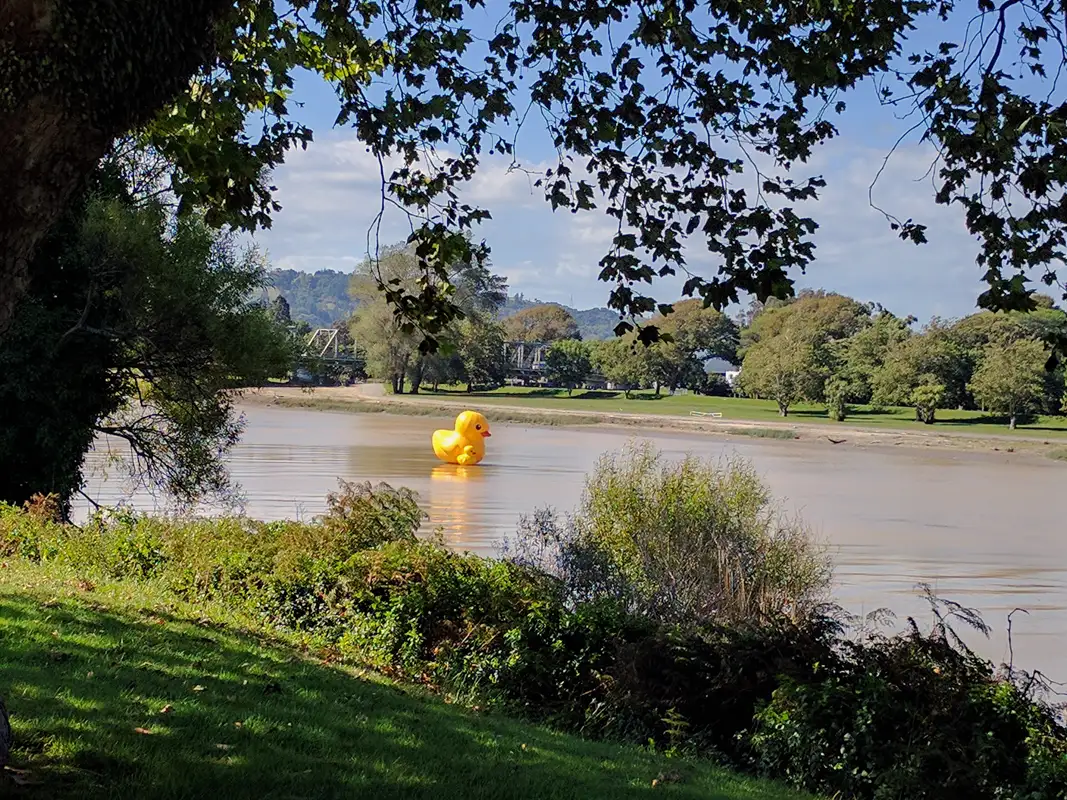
[481,430,492,437]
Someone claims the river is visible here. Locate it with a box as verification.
[80,404,1067,676]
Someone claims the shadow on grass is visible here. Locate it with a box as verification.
[934,414,1067,433]
[785,407,899,422]
[0,593,789,800]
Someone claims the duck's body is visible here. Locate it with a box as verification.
[432,410,492,465]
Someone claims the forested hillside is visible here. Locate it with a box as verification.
[264,270,621,340]
[497,294,620,340]
[262,269,357,328]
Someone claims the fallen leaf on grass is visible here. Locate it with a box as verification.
[234,721,243,728]
[134,727,153,735]
[76,579,95,592]
[192,685,206,692]
[215,744,232,751]
[160,705,174,714]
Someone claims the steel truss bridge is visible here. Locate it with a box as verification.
[504,340,605,385]
[300,328,363,364]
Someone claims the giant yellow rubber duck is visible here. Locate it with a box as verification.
[432,410,492,465]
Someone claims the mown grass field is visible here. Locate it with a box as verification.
[0,561,813,800]
[421,386,1067,439]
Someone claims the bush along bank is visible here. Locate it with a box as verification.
[3,451,1066,800]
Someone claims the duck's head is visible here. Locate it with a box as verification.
[456,410,492,439]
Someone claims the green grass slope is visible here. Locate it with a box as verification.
[0,563,812,800]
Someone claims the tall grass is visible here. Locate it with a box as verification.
[507,441,831,624]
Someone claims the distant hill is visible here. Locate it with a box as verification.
[500,294,620,340]
[260,269,357,329]
[259,272,621,339]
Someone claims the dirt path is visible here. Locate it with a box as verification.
[239,384,1067,461]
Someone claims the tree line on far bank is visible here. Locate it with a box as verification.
[734,290,1067,428]
[335,244,740,397]
[319,247,1067,430]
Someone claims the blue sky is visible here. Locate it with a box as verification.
[250,8,998,321]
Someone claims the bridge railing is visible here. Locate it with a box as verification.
[504,340,549,372]
[301,328,364,364]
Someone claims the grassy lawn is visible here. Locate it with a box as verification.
[0,562,812,800]
[420,386,1067,439]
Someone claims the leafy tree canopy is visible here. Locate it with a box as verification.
[592,337,650,398]
[968,338,1049,428]
[350,242,509,392]
[504,304,581,343]
[870,320,972,410]
[735,325,822,416]
[8,0,1067,357]
[740,291,873,356]
[544,339,592,395]
[501,296,621,341]
[0,167,293,514]
[833,310,915,403]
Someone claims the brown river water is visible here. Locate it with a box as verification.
[80,404,1067,677]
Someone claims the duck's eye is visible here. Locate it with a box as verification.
[476,424,481,430]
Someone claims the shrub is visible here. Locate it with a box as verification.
[507,441,831,625]
[0,480,424,611]
[750,596,1067,799]
[826,377,848,422]
[329,541,636,716]
[911,379,945,424]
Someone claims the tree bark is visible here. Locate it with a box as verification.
[1009,414,1017,430]
[0,695,8,769]
[408,356,424,394]
[0,0,230,336]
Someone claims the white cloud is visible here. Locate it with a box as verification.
[253,131,987,320]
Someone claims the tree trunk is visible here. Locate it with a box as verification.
[0,693,9,768]
[1009,414,1017,430]
[0,0,230,337]
[408,356,424,394]
[778,404,789,417]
